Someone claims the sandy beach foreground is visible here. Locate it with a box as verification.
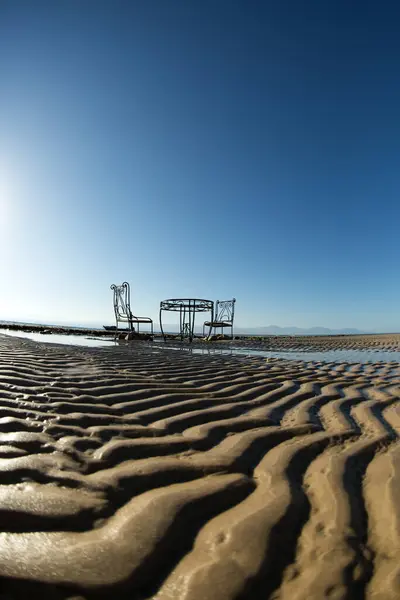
[0,334,399,599]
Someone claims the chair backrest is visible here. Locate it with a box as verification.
[110,282,132,323]
[215,298,236,324]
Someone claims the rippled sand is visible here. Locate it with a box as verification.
[0,333,399,599]
[230,332,400,352]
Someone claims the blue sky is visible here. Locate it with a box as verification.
[0,1,398,332]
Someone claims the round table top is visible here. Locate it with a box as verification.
[160,298,213,312]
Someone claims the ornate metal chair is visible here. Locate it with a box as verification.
[110,282,153,335]
[203,298,236,338]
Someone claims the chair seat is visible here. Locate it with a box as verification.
[131,316,153,323]
[118,315,152,323]
[204,321,231,327]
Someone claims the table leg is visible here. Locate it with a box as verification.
[159,308,166,342]
[179,303,195,342]
[190,301,195,342]
[180,306,188,341]
[182,308,191,340]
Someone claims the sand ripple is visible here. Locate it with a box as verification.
[0,334,398,599]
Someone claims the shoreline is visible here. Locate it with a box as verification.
[1,321,399,348]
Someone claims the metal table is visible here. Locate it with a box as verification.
[159,298,214,342]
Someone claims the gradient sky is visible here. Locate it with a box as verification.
[0,1,399,332]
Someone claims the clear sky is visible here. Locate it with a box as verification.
[0,1,399,332]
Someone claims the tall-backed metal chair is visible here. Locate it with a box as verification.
[110,282,153,335]
[203,298,236,338]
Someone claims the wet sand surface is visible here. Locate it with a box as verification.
[0,333,399,599]
[223,332,400,351]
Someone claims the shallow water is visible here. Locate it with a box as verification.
[159,344,400,364]
[1,331,400,364]
[233,347,400,363]
[0,330,115,347]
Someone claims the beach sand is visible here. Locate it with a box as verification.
[0,333,398,599]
